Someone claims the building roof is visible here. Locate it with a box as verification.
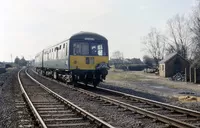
[159,52,177,64]
[159,52,190,64]
[70,31,107,40]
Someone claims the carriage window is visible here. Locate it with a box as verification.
[47,53,49,60]
[73,43,89,55]
[98,44,103,55]
[66,43,68,55]
[63,44,65,48]
[72,42,107,56]
[56,50,58,59]
[90,43,105,56]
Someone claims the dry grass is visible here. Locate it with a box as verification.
[177,95,200,102]
[107,70,147,81]
[107,70,200,91]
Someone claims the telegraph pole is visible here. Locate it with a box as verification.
[10,54,13,63]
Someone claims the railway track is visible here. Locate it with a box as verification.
[15,70,38,128]
[30,68,200,128]
[18,68,114,128]
[79,86,200,128]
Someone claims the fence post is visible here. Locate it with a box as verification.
[185,68,187,82]
[194,68,197,84]
[190,67,191,82]
[190,67,194,82]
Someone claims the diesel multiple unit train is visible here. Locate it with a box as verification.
[35,32,109,87]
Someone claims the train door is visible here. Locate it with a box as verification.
[56,48,58,59]
[65,42,69,69]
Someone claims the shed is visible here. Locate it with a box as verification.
[159,53,190,77]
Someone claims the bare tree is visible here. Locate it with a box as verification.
[111,51,124,60]
[142,28,166,66]
[190,2,200,59]
[110,51,124,66]
[188,1,200,67]
[166,14,192,59]
[143,55,154,67]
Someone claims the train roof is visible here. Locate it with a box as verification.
[70,31,107,41]
[44,32,106,50]
[35,32,107,56]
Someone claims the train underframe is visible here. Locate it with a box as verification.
[35,68,108,87]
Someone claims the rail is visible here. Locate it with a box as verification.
[18,69,47,128]
[97,86,200,117]
[30,68,200,128]
[25,69,115,128]
[76,88,198,128]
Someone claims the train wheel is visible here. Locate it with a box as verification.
[42,70,46,76]
[43,71,46,76]
[73,81,78,87]
[39,70,43,75]
[53,71,57,80]
[66,75,73,85]
[93,80,100,88]
[84,80,88,86]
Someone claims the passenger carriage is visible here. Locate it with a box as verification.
[35,32,109,87]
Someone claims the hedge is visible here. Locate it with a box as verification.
[114,64,147,71]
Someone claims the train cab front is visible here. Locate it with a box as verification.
[71,62,109,86]
[69,32,109,87]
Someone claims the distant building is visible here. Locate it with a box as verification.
[124,58,143,65]
[159,53,190,77]
[0,62,5,68]
[27,59,35,66]
[0,62,6,74]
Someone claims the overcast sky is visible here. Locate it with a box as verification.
[0,0,197,62]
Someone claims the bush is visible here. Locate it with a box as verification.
[5,64,12,68]
[144,68,158,73]
[0,68,6,74]
[128,65,147,71]
[115,64,147,71]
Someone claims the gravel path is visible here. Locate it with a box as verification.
[0,69,12,92]
[106,70,200,99]
[99,80,200,111]
[28,69,167,128]
[101,81,200,111]
[171,101,200,111]
[102,70,200,112]
[100,81,167,102]
[0,69,19,128]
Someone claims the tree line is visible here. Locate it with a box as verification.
[142,1,200,68]
[109,51,150,71]
[14,56,28,66]
[109,51,143,64]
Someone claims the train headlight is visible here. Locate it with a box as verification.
[74,60,77,64]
